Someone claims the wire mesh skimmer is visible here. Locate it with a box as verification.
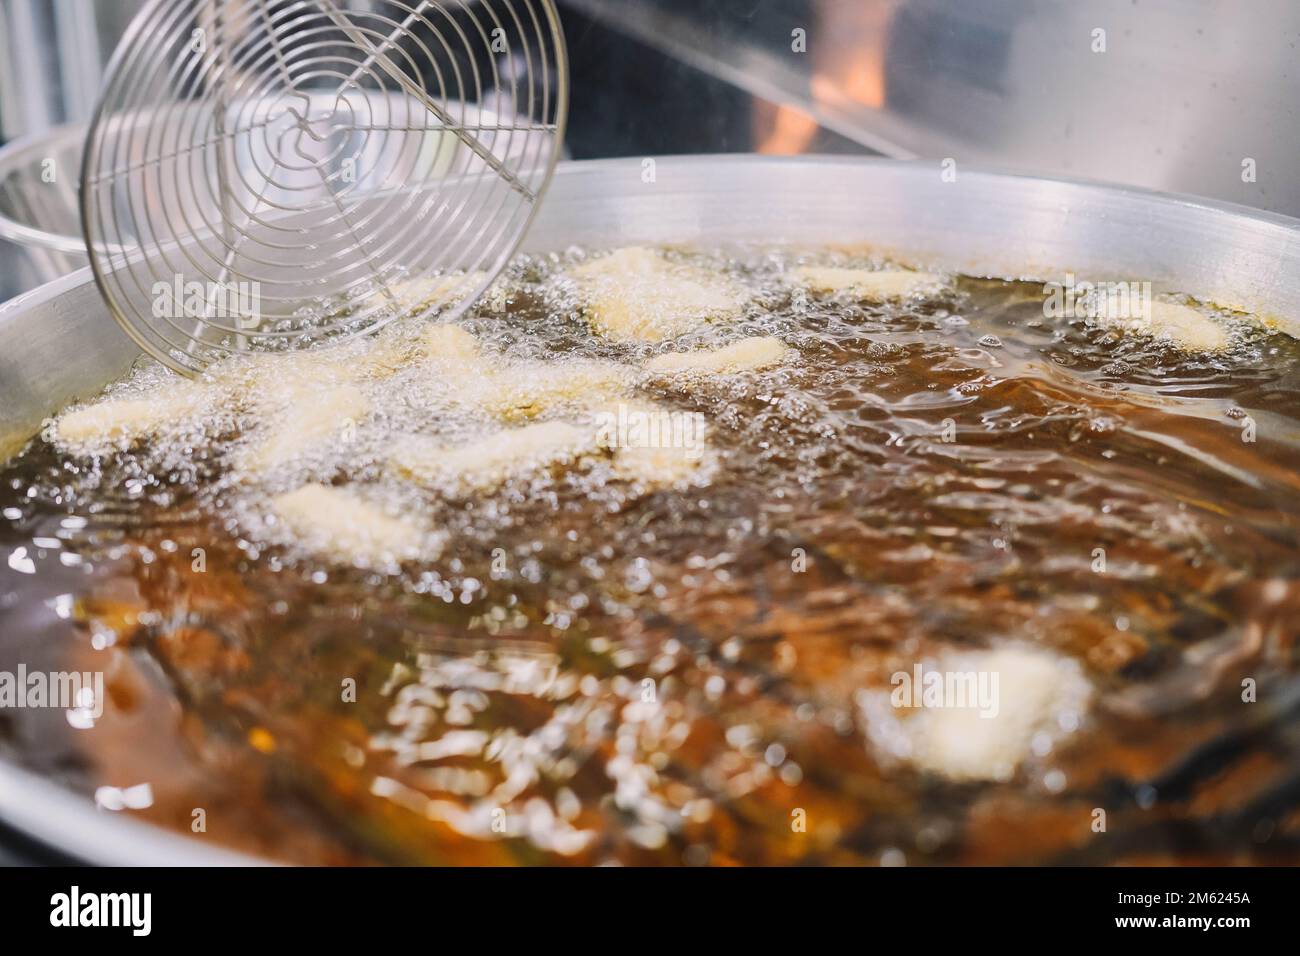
[80,0,567,376]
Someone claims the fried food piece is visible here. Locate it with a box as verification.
[645,336,790,379]
[591,400,713,490]
[51,380,215,451]
[391,273,487,316]
[210,344,366,402]
[270,483,426,565]
[391,421,603,493]
[415,335,634,422]
[237,384,370,475]
[864,646,1091,783]
[1096,300,1230,352]
[486,359,634,421]
[568,247,746,342]
[310,286,492,380]
[612,443,708,489]
[791,266,944,300]
[420,323,483,362]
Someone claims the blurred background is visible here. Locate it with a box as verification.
[1,0,1298,302]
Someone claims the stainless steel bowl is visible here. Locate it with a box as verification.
[2,155,1298,863]
[0,96,561,294]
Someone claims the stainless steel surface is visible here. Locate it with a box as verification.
[0,269,139,463]
[83,0,567,374]
[564,0,1300,218]
[0,760,267,866]
[1,154,1299,862]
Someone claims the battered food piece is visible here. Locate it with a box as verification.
[792,266,944,300]
[390,420,603,493]
[485,359,634,421]
[51,380,215,451]
[419,323,483,362]
[645,336,790,378]
[1095,299,1231,352]
[270,482,426,565]
[863,646,1091,783]
[236,384,370,475]
[215,343,370,400]
[391,272,487,316]
[593,400,714,489]
[415,338,634,422]
[568,246,747,342]
[611,442,710,489]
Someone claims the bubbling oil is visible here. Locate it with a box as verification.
[2,246,1300,865]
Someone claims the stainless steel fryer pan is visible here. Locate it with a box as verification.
[1,154,1298,863]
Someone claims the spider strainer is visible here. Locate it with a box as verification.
[80,0,567,376]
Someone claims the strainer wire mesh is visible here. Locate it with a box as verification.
[81,0,567,375]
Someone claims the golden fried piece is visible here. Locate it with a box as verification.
[237,384,370,475]
[270,483,427,565]
[645,336,790,379]
[792,266,944,300]
[51,380,216,451]
[390,420,604,493]
[1095,300,1230,352]
[863,646,1092,783]
[568,247,747,342]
